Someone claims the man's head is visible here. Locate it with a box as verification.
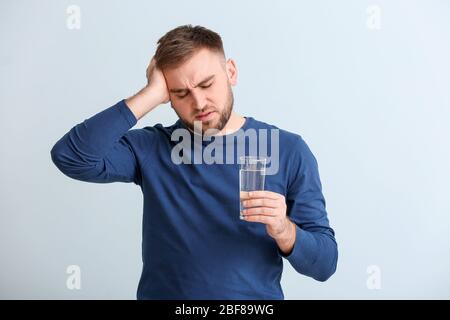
[154,25,238,135]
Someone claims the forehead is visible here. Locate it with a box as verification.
[164,48,224,86]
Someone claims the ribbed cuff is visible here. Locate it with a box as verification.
[117,99,138,128]
[278,225,318,270]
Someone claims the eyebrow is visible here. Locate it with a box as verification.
[169,75,215,94]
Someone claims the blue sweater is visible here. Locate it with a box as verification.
[50,99,338,299]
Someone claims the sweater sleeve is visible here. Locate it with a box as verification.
[278,136,338,282]
[50,99,143,185]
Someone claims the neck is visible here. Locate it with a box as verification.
[215,112,246,136]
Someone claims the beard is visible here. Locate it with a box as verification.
[172,84,234,136]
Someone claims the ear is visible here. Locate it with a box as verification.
[226,58,238,86]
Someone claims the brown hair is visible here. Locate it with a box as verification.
[154,24,225,71]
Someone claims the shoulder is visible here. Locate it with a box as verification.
[121,121,179,154]
[248,117,307,150]
[249,117,319,174]
[124,120,179,141]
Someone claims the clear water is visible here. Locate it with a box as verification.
[239,169,265,219]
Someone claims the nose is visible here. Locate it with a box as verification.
[190,89,208,111]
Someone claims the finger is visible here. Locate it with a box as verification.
[243,190,283,200]
[239,191,252,200]
[242,207,276,216]
[243,214,274,224]
[242,198,278,209]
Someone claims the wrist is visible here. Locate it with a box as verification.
[275,218,295,241]
[274,218,296,255]
[125,86,161,120]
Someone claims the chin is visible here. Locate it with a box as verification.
[202,123,218,133]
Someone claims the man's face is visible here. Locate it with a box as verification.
[163,48,237,135]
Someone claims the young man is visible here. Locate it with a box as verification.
[51,25,338,299]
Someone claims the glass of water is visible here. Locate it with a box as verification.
[239,156,267,220]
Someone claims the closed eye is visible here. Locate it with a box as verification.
[176,83,213,99]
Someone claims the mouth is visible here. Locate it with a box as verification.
[195,111,215,121]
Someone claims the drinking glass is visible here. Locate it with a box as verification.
[239,156,267,220]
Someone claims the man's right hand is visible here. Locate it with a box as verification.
[125,56,171,121]
[146,57,170,104]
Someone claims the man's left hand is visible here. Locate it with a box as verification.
[241,190,292,240]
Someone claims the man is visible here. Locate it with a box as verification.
[51,25,338,300]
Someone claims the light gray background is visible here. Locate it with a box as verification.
[1,0,449,299]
